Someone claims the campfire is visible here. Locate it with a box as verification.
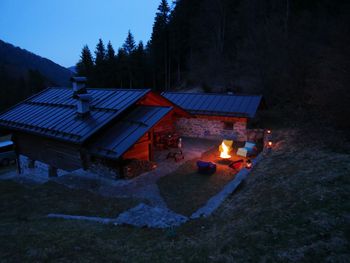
[219,140,232,159]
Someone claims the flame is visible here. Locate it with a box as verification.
[220,141,231,159]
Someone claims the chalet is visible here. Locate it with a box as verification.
[0,78,189,178]
[162,92,265,142]
[0,78,265,179]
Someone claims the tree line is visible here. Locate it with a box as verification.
[77,0,350,127]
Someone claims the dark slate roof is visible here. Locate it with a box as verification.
[0,88,150,143]
[162,92,263,118]
[89,106,172,159]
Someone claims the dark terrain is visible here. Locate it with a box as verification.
[0,126,349,262]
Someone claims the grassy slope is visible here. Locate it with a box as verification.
[0,128,349,262]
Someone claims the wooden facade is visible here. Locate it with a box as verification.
[13,132,82,171]
[122,132,152,161]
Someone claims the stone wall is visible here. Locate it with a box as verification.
[175,117,248,141]
[19,155,69,177]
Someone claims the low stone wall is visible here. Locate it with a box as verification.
[19,155,68,177]
[175,117,247,141]
[89,163,121,179]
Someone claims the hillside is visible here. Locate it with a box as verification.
[0,40,71,86]
[0,126,349,262]
[0,40,72,111]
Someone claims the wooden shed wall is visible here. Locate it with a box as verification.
[122,132,152,161]
[13,132,83,171]
[152,112,176,134]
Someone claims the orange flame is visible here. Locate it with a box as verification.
[220,141,231,159]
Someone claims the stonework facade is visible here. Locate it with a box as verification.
[175,117,248,141]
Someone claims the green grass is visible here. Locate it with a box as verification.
[0,128,349,262]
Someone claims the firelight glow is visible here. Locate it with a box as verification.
[220,141,231,159]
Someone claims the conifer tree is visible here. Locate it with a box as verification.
[94,38,106,67]
[92,39,107,86]
[76,45,94,77]
[122,31,136,55]
[106,41,115,62]
[150,0,170,90]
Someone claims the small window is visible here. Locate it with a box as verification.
[223,122,234,130]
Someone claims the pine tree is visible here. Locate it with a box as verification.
[122,31,136,55]
[76,45,94,77]
[105,41,117,87]
[94,38,106,67]
[106,41,115,62]
[93,39,107,86]
[150,0,171,90]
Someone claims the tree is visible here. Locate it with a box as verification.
[123,31,136,55]
[94,38,106,67]
[76,45,94,77]
[105,41,118,87]
[106,41,115,62]
[93,39,107,86]
[149,0,171,90]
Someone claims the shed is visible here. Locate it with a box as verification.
[162,92,265,141]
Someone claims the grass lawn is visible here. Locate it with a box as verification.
[158,146,247,216]
[0,180,140,221]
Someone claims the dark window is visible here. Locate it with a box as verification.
[223,122,234,130]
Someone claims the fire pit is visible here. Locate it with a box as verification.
[219,140,233,159]
[217,140,234,165]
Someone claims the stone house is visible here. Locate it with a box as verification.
[162,92,265,142]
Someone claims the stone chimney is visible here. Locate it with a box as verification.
[71,77,91,116]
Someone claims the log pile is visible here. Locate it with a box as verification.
[123,159,157,179]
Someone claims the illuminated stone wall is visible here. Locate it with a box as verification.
[175,117,247,141]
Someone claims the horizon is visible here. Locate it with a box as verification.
[0,0,161,68]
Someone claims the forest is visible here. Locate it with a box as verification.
[0,0,349,128]
[76,0,350,128]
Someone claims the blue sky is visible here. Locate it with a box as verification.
[0,0,161,67]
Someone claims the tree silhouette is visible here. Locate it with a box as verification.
[76,45,94,78]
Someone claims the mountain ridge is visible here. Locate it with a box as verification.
[0,39,72,86]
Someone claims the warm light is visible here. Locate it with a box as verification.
[246,159,252,169]
[220,141,231,159]
[268,141,273,147]
[267,129,271,134]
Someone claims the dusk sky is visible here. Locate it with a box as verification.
[0,0,161,67]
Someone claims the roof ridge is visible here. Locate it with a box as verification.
[162,91,262,97]
[48,87,151,92]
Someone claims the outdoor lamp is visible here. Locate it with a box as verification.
[268,140,273,148]
[246,159,252,169]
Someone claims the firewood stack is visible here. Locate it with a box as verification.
[123,159,157,179]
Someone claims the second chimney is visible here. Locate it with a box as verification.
[71,76,91,116]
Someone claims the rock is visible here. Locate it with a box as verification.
[115,203,188,228]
